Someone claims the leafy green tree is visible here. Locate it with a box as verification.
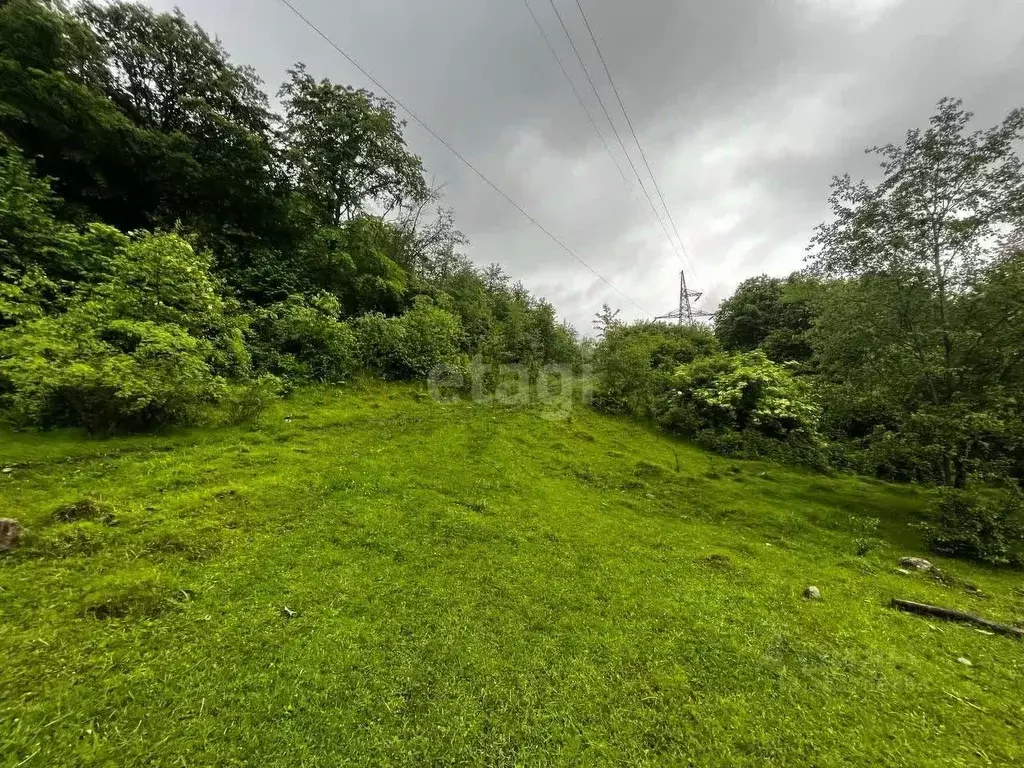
[0,132,67,275]
[592,303,621,338]
[808,98,1024,486]
[297,217,409,317]
[2,0,285,250]
[714,273,816,363]
[0,0,157,228]
[424,261,494,353]
[280,65,428,227]
[78,1,270,136]
[0,134,134,291]
[78,1,287,252]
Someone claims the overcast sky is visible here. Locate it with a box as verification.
[146,0,1024,332]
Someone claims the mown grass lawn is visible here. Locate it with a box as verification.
[2,382,1022,766]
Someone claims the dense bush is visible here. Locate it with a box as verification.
[654,350,825,465]
[353,298,465,380]
[396,298,465,378]
[249,292,358,383]
[820,394,1024,486]
[0,136,130,290]
[0,313,221,431]
[591,322,717,416]
[351,311,405,378]
[924,488,1024,566]
[0,232,245,431]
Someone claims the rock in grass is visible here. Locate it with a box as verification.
[957,657,973,667]
[804,586,821,600]
[0,518,22,551]
[900,557,933,572]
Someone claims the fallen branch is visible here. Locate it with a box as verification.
[891,599,1024,639]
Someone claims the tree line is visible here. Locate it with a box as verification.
[0,0,581,431]
[590,98,1024,565]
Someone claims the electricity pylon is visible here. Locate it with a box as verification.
[654,270,712,324]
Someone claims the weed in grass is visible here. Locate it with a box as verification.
[705,454,722,480]
[81,569,190,620]
[33,521,113,558]
[52,498,115,524]
[632,459,668,479]
[697,553,735,571]
[852,515,882,557]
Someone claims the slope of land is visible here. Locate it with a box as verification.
[1,383,1022,766]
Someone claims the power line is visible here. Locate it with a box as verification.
[520,0,641,215]
[571,0,699,281]
[524,0,659,234]
[523,0,688,266]
[274,0,651,316]
[544,0,686,269]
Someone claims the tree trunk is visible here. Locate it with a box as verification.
[932,237,955,404]
[953,455,968,489]
[891,598,1024,638]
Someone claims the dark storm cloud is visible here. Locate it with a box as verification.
[146,0,1024,331]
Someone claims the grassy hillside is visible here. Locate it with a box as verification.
[2,383,1022,766]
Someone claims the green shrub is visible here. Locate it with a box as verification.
[655,350,825,466]
[0,266,58,328]
[353,297,464,380]
[924,488,1024,566]
[249,292,358,383]
[352,311,405,377]
[396,298,464,378]
[0,314,221,431]
[0,133,113,283]
[0,232,243,431]
[592,322,717,416]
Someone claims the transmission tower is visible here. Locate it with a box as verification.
[655,270,712,324]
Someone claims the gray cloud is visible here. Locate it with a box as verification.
[147,0,1024,331]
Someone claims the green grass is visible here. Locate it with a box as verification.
[2,382,1023,766]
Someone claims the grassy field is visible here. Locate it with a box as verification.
[2,382,1023,766]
